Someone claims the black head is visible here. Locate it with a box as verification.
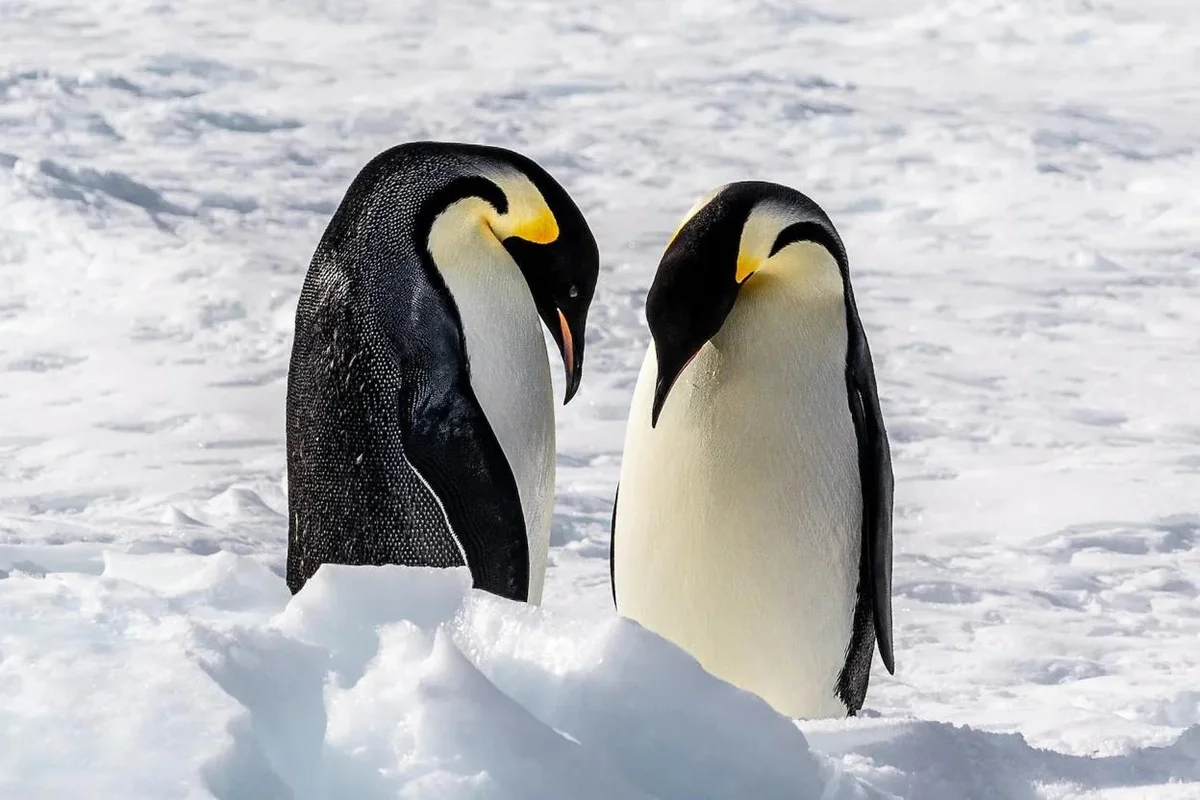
[399,142,599,403]
[488,147,599,404]
[646,181,847,426]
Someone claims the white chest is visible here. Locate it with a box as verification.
[613,266,862,718]
[427,220,556,604]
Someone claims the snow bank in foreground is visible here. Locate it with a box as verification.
[3,552,1199,799]
[0,553,872,799]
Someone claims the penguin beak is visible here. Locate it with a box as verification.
[500,236,592,405]
[556,307,585,404]
[650,377,672,428]
[650,349,699,428]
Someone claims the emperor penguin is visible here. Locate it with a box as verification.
[286,141,598,604]
[611,181,894,718]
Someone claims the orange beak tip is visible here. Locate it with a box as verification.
[556,308,581,403]
[556,309,575,378]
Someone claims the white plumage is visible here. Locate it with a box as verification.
[615,222,865,718]
[428,168,558,604]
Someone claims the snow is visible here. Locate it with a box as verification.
[2,560,873,798]
[1,0,1198,797]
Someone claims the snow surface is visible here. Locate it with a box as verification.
[1,0,1199,797]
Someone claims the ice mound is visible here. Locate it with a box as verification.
[0,553,873,799]
[246,563,873,799]
[6,553,1200,797]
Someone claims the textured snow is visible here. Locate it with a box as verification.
[2,0,1199,797]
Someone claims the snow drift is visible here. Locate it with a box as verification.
[5,554,1198,798]
[0,555,875,799]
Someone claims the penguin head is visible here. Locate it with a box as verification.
[646,181,848,426]
[416,145,599,404]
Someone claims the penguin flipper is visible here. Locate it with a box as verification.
[846,298,895,675]
[609,484,619,607]
[401,381,531,603]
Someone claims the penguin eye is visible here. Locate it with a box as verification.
[568,285,579,299]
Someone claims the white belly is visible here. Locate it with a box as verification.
[613,268,861,719]
[432,227,555,604]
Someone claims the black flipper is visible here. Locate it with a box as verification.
[609,484,619,606]
[844,282,895,675]
[401,372,529,602]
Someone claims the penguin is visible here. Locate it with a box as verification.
[286,141,598,604]
[610,181,894,718]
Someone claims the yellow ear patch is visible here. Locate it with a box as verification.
[735,252,761,284]
[484,168,560,244]
[735,202,793,284]
[509,208,559,244]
